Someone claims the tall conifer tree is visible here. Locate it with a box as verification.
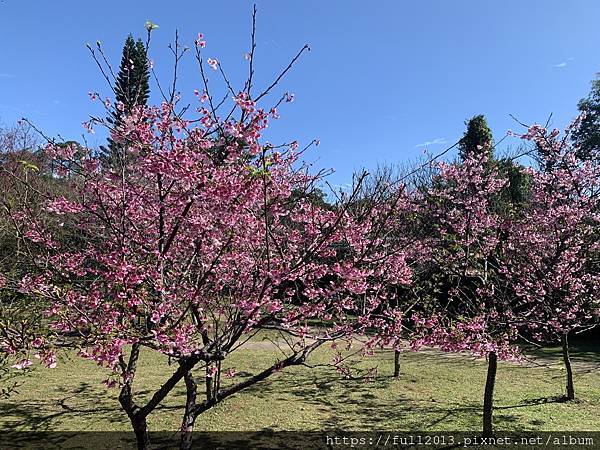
[458,114,494,161]
[99,35,150,168]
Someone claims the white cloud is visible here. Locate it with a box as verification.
[554,57,574,68]
[331,183,353,192]
[415,137,447,148]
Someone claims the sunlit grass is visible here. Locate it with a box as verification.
[1,339,599,433]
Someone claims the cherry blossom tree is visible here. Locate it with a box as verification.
[350,163,433,379]
[348,143,524,435]
[1,17,413,450]
[3,9,599,445]
[504,121,600,400]
[403,119,600,432]
[409,147,523,436]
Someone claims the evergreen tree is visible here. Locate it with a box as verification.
[572,74,600,160]
[458,115,529,213]
[99,35,150,168]
[495,157,530,213]
[458,114,494,161]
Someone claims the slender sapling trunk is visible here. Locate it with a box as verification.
[561,333,575,401]
[482,351,497,437]
[393,349,400,378]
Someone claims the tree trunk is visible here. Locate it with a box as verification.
[117,344,149,450]
[561,333,575,401]
[393,350,400,378]
[482,351,497,437]
[180,370,198,450]
[131,416,150,450]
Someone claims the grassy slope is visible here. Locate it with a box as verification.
[1,342,599,432]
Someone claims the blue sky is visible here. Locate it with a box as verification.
[1,1,599,185]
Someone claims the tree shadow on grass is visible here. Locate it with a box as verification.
[497,395,568,409]
[1,354,583,440]
[523,339,600,372]
[0,381,183,432]
[235,361,576,433]
[238,367,478,430]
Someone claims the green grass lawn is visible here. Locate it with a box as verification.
[1,340,599,433]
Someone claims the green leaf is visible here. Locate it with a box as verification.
[145,20,159,31]
[244,165,270,179]
[19,160,39,172]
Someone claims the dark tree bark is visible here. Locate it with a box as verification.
[180,369,198,450]
[561,333,575,401]
[131,416,150,450]
[393,349,400,378]
[482,351,497,437]
[116,345,204,450]
[118,344,150,450]
[180,340,327,449]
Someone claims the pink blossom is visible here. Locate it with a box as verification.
[82,120,95,134]
[195,33,206,48]
[207,58,218,70]
[11,359,32,370]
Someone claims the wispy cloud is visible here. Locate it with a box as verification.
[554,57,574,68]
[415,137,447,148]
[331,183,353,192]
[0,73,13,78]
